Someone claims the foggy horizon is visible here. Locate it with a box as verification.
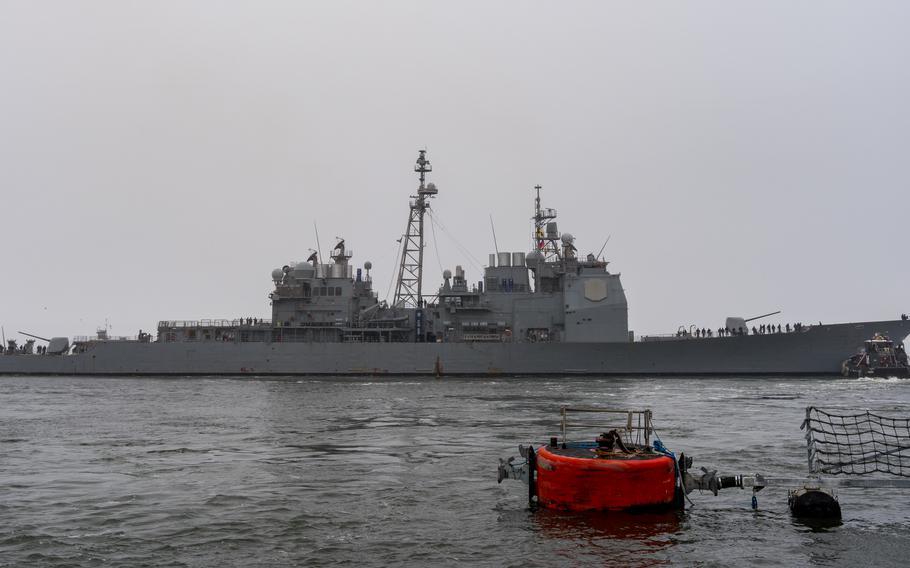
[2,1,908,342]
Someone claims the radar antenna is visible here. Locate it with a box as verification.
[533,185,560,261]
[393,150,438,308]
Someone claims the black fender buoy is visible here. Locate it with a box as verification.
[788,488,841,520]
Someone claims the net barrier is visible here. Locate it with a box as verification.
[802,406,910,477]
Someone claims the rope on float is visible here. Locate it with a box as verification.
[652,427,696,508]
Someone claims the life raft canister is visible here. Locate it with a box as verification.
[535,445,677,511]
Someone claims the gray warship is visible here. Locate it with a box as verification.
[2,151,908,376]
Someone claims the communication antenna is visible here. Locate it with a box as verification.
[313,223,324,267]
[597,235,611,259]
[489,214,500,255]
[393,150,438,308]
[1,326,6,346]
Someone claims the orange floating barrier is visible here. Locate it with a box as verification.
[498,407,684,512]
[535,444,677,511]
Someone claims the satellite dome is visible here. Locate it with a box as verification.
[443,269,452,280]
[561,233,575,244]
[271,268,284,281]
[364,261,373,270]
[526,250,543,262]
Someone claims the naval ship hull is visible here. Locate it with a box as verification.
[2,320,908,376]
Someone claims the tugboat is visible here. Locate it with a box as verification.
[841,334,910,378]
[498,408,683,512]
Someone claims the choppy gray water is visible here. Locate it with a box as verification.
[1,375,909,567]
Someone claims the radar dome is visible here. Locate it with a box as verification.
[526,250,543,262]
[561,233,575,244]
[364,261,373,270]
[271,268,284,281]
[443,269,452,280]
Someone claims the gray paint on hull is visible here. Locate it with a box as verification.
[2,320,908,376]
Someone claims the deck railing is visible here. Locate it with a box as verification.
[157,319,272,329]
[73,335,138,342]
[559,407,653,447]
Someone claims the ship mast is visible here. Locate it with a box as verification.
[533,185,560,260]
[393,150,438,308]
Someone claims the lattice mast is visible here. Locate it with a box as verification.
[393,150,438,308]
[533,185,560,261]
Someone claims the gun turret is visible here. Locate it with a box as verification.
[725,311,782,335]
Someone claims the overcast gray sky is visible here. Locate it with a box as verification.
[1,1,908,341]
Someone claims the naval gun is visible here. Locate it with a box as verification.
[724,310,781,335]
[18,331,51,342]
[18,331,70,355]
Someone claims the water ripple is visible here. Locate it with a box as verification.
[1,375,910,566]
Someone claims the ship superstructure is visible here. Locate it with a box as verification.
[154,151,629,348]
